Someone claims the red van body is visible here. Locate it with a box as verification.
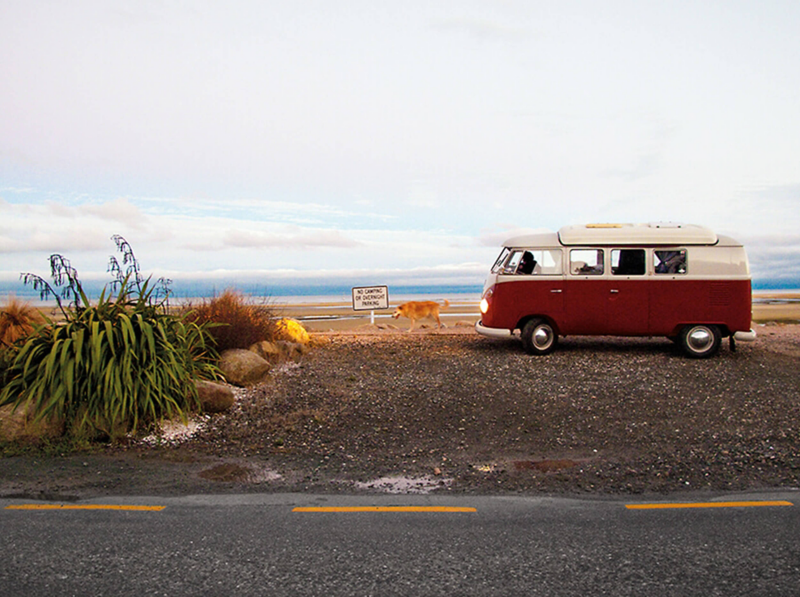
[475,223,755,358]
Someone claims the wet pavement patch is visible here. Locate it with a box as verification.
[512,459,580,472]
[353,475,452,494]
[199,463,252,482]
[198,463,282,484]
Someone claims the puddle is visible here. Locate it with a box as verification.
[475,458,587,474]
[353,475,452,494]
[198,463,282,484]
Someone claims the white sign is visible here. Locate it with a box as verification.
[352,285,389,311]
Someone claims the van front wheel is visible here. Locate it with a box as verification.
[679,324,721,358]
[521,319,557,355]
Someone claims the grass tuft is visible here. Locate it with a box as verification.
[0,295,45,348]
[186,289,277,352]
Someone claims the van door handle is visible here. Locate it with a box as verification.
[550,289,562,293]
[610,289,619,294]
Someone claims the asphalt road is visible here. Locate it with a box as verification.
[2,491,799,596]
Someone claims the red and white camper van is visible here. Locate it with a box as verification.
[476,223,756,358]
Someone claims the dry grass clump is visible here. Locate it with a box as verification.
[186,289,277,352]
[0,295,45,348]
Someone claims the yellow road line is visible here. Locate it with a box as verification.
[293,506,476,513]
[5,504,165,511]
[626,501,793,510]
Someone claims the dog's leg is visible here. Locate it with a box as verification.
[408,318,415,332]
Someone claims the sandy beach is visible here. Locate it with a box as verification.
[273,292,800,333]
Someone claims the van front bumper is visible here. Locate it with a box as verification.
[475,320,514,339]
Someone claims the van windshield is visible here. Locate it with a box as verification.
[491,248,511,273]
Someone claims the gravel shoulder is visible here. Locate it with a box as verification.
[2,324,799,500]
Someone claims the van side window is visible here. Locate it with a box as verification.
[570,249,604,275]
[496,249,564,275]
[655,249,687,274]
[537,249,562,275]
[612,249,645,276]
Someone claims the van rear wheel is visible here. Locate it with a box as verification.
[679,324,721,358]
[521,319,557,355]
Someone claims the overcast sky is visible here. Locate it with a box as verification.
[2,0,799,296]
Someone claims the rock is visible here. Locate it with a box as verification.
[0,401,64,443]
[249,340,283,363]
[274,318,311,345]
[218,349,271,387]
[275,340,308,362]
[195,380,235,413]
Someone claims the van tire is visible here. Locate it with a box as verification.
[521,319,557,355]
[679,324,721,358]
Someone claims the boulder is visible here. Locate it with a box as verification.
[275,340,308,361]
[249,340,282,363]
[274,318,311,345]
[195,380,236,413]
[218,349,271,387]
[0,401,64,443]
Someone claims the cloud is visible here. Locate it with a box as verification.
[83,198,148,228]
[738,232,800,283]
[159,261,489,289]
[0,186,35,194]
[0,198,152,254]
[222,227,361,250]
[431,16,528,42]
[477,225,553,247]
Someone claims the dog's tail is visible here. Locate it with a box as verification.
[441,299,450,310]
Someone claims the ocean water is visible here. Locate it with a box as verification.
[2,277,796,308]
[0,280,484,307]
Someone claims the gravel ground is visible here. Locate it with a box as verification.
[2,324,799,499]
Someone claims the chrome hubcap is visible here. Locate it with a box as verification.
[533,326,553,349]
[688,327,713,352]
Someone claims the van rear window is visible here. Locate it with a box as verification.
[655,249,687,274]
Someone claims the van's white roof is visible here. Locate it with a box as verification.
[504,223,726,248]
[558,223,718,246]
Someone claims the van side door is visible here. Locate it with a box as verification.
[563,248,610,334]
[606,248,650,335]
[563,248,650,335]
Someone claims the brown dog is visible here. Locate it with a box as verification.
[392,299,449,331]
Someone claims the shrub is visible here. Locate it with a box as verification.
[0,239,220,441]
[187,289,276,352]
[0,296,45,388]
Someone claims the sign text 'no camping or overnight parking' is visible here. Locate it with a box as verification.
[352,286,389,311]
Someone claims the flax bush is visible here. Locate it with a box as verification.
[0,239,220,440]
